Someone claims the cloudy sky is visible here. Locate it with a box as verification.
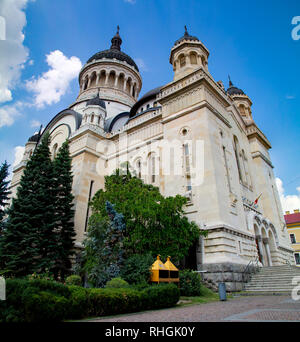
[0,0,299,212]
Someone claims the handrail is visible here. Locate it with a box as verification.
[242,257,260,283]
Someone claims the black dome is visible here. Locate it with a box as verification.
[28,133,39,142]
[86,94,106,108]
[86,27,139,72]
[174,26,200,46]
[227,77,245,96]
[87,49,139,72]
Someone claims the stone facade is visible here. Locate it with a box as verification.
[10,28,294,291]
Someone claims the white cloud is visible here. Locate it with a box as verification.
[13,145,25,167]
[124,0,136,4]
[30,119,41,128]
[0,0,31,104]
[0,101,23,128]
[276,177,300,213]
[26,50,82,108]
[135,58,148,72]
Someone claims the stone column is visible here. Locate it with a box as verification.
[87,76,91,88]
[114,74,119,88]
[256,235,265,265]
[105,73,109,85]
[96,73,100,85]
[123,77,128,91]
[263,238,272,266]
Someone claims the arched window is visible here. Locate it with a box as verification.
[136,159,142,179]
[148,153,156,184]
[190,52,197,64]
[91,114,94,123]
[179,54,186,67]
[239,104,246,116]
[90,72,97,87]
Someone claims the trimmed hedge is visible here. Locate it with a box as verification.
[0,279,179,322]
[179,270,202,296]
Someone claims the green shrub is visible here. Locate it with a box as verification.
[105,277,129,288]
[22,288,68,322]
[120,253,153,285]
[141,283,180,310]
[179,270,202,296]
[65,275,82,286]
[67,285,91,319]
[89,287,142,316]
[0,278,180,322]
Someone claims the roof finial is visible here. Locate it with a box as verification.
[228,75,233,87]
[110,26,122,51]
[184,25,188,36]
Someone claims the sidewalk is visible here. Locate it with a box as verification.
[89,295,300,322]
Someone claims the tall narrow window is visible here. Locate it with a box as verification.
[84,180,94,232]
[136,159,142,179]
[52,143,58,159]
[151,156,155,183]
[222,146,231,192]
[233,136,243,183]
[183,143,192,192]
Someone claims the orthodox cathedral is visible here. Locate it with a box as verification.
[10,27,294,290]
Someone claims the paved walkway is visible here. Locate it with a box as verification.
[90,295,300,322]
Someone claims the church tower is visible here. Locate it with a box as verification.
[169,26,209,81]
[72,27,142,118]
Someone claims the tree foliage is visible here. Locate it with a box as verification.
[0,135,75,278]
[82,201,126,287]
[89,169,203,264]
[0,161,10,229]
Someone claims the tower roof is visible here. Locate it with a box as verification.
[173,25,200,46]
[86,90,106,108]
[86,27,139,72]
[227,76,245,96]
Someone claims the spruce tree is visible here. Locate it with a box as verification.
[52,140,76,279]
[0,161,10,226]
[0,133,56,277]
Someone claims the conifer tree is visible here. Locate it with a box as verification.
[0,133,56,276]
[52,140,76,279]
[0,161,10,226]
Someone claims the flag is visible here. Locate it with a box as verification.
[254,193,262,205]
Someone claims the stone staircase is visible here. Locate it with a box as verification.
[244,264,300,294]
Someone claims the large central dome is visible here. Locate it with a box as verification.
[86,26,139,72]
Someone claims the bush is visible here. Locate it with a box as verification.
[67,285,91,319]
[120,253,153,285]
[0,278,180,322]
[65,275,82,286]
[179,270,202,296]
[105,277,129,288]
[141,283,180,310]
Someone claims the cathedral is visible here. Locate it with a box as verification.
[10,27,294,291]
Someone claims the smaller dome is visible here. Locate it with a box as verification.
[28,133,40,143]
[174,26,200,46]
[227,77,245,96]
[86,94,106,108]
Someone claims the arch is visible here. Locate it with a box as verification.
[190,51,198,65]
[89,72,97,87]
[126,77,132,94]
[201,56,206,67]
[179,54,186,68]
[108,70,116,87]
[117,73,125,90]
[132,83,136,98]
[83,76,89,90]
[99,70,106,86]
[239,104,246,116]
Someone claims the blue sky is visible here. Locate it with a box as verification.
[0,0,299,210]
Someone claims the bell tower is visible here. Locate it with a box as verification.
[170,26,209,81]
